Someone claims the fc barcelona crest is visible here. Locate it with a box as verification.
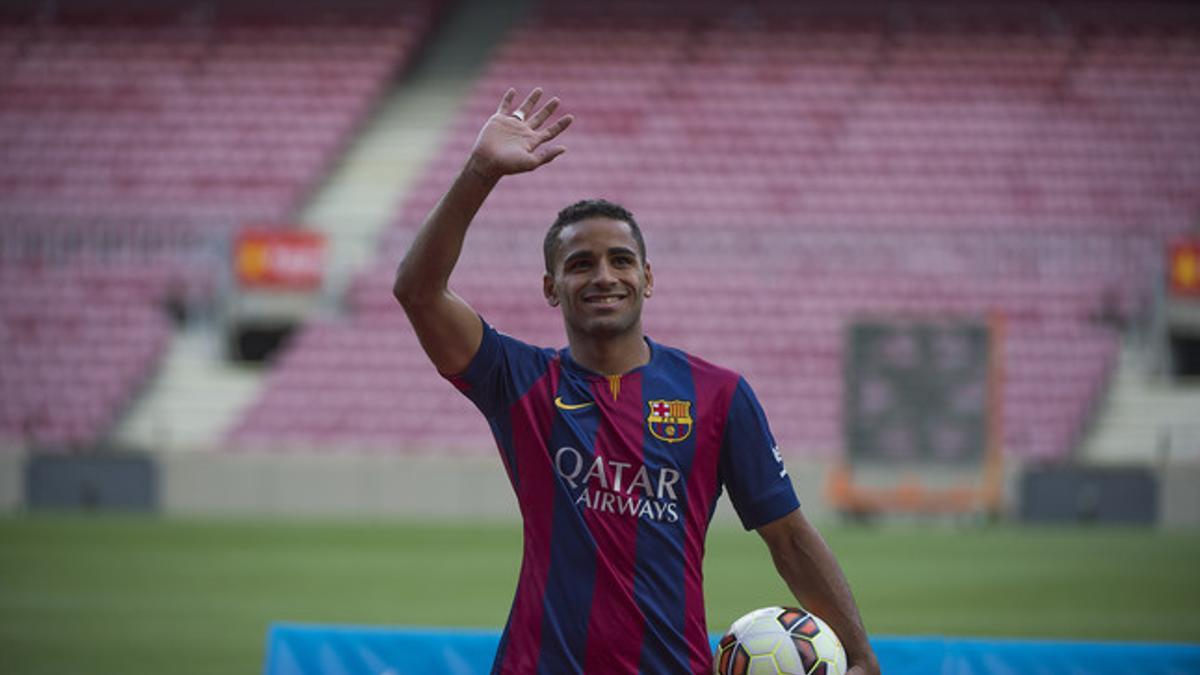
[647,399,694,443]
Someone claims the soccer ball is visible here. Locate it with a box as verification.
[714,606,847,675]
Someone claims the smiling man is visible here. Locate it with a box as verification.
[393,88,878,675]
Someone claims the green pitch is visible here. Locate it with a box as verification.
[1,516,1197,675]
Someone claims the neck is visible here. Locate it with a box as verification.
[565,325,650,376]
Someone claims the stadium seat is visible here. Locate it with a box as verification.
[235,1,1197,461]
[0,0,442,449]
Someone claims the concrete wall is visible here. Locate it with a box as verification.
[0,452,22,511]
[161,452,521,520]
[158,451,835,525]
[0,449,833,524]
[8,449,1195,529]
[1160,463,1200,529]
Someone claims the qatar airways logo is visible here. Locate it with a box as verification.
[554,447,681,523]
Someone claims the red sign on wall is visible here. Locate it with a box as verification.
[1168,239,1200,298]
[235,230,325,290]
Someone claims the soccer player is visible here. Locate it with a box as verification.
[394,88,879,675]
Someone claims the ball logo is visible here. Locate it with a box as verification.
[647,399,694,443]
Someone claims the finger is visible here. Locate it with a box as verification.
[527,97,560,130]
[536,114,574,145]
[496,88,516,115]
[515,87,543,119]
[534,145,567,167]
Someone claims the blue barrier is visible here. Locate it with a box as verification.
[264,624,1200,675]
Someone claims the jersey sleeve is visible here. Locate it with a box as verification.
[719,377,800,530]
[443,318,552,419]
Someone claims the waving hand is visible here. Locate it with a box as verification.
[396,87,573,376]
[469,87,574,180]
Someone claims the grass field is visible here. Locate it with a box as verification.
[2,516,1198,675]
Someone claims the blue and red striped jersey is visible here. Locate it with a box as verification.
[446,321,799,675]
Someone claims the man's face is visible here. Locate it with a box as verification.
[544,217,653,340]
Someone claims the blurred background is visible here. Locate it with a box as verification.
[1,0,1199,672]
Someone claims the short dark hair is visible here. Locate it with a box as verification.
[543,199,647,273]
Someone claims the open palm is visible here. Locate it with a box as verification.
[470,88,574,179]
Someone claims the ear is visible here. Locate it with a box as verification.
[643,260,654,298]
[543,273,560,307]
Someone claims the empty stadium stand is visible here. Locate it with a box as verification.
[4,0,1197,465]
[0,261,173,447]
[1,0,438,235]
[229,1,1200,462]
[0,0,444,449]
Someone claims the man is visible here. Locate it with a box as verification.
[394,88,879,675]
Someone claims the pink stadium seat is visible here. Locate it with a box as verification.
[0,262,175,448]
[0,1,437,244]
[0,1,442,450]
[231,1,1194,461]
[14,1,1182,461]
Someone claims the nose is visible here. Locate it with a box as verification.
[592,259,618,286]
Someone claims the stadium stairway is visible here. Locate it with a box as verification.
[1083,341,1200,465]
[298,0,532,301]
[112,0,531,453]
[113,325,263,451]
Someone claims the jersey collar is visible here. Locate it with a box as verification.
[559,336,658,380]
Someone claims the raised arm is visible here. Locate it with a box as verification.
[393,88,573,375]
[757,509,880,675]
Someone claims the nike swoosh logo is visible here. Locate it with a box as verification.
[554,396,595,411]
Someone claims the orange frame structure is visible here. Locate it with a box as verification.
[826,314,1006,518]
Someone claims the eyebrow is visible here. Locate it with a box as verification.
[562,246,639,266]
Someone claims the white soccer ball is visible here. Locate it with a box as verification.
[714,606,848,675]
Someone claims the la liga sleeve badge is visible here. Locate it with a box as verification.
[647,399,694,443]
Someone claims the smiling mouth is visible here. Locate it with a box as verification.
[583,294,626,306]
